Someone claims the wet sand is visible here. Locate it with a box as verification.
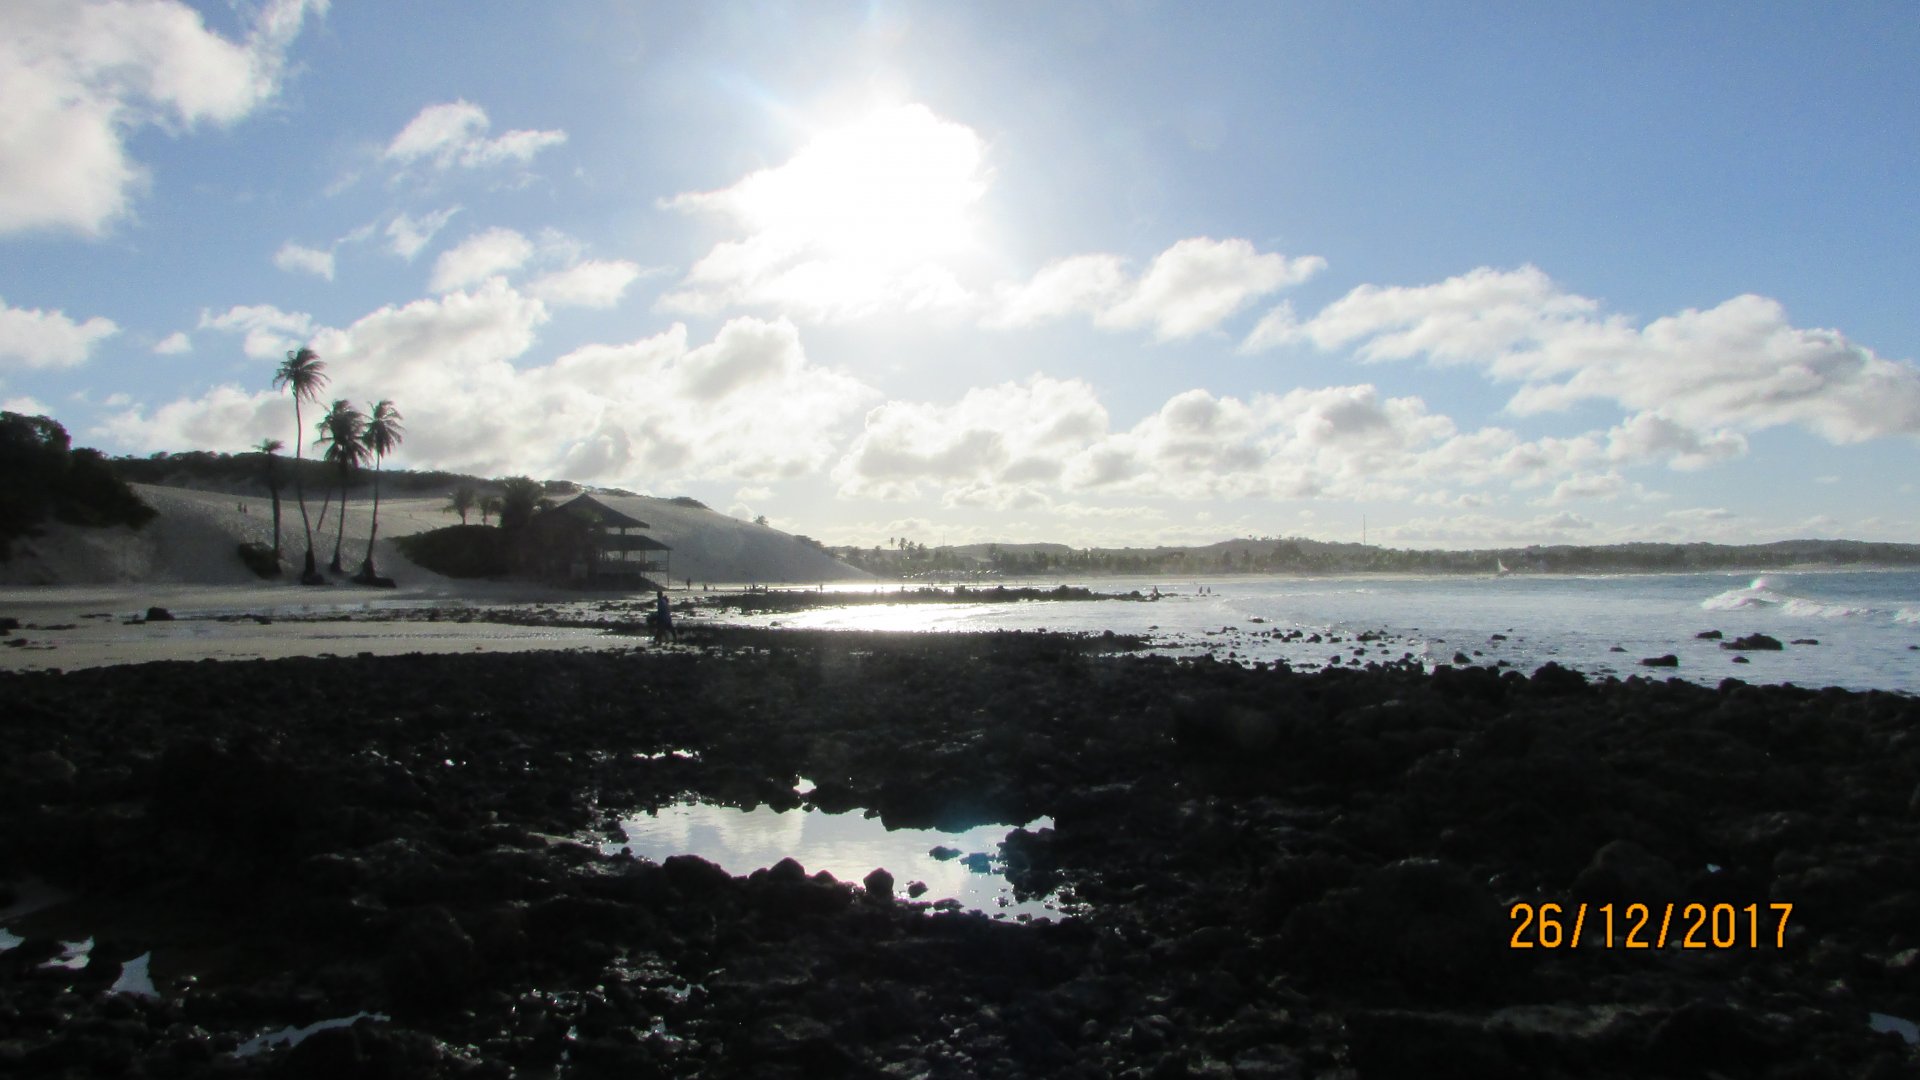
[2,631,1917,1077]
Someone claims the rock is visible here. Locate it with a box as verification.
[1791,638,1819,645]
[382,906,479,1014]
[1696,630,1723,640]
[1279,859,1507,994]
[144,606,173,621]
[1646,1002,1784,1075]
[929,845,961,861]
[1722,633,1784,651]
[1452,652,1471,665]
[1608,645,1626,652]
[1639,654,1679,667]
[1346,1010,1513,1079]
[960,852,993,873]
[1571,839,1682,906]
[906,880,929,898]
[862,867,895,899]
[1732,655,1750,664]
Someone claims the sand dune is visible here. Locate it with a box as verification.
[0,483,864,589]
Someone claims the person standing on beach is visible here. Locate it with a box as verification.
[653,589,675,643]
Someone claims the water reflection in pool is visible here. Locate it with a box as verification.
[604,799,1069,920]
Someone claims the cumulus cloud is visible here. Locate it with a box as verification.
[151,330,191,354]
[385,207,460,259]
[430,227,533,292]
[528,259,646,309]
[198,304,314,360]
[108,284,875,486]
[0,0,326,236]
[1260,264,1920,445]
[273,241,334,280]
[0,296,119,369]
[661,103,990,321]
[833,376,1111,500]
[384,100,566,171]
[991,238,1323,340]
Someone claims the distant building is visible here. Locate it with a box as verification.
[525,493,670,587]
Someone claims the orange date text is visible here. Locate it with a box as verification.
[1508,901,1793,950]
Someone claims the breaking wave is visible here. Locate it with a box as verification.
[1701,577,1874,619]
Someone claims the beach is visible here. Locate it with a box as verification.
[3,619,1918,1077]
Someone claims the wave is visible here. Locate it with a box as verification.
[1701,576,1874,619]
[1896,608,1920,626]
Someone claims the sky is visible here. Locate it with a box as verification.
[3,1,1918,551]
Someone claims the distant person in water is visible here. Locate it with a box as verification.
[651,590,676,643]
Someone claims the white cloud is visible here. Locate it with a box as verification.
[1099,238,1325,340]
[1604,411,1746,470]
[384,101,566,170]
[429,227,532,292]
[198,304,314,360]
[990,238,1323,340]
[529,259,645,309]
[109,284,875,487]
[833,376,1111,500]
[273,241,334,280]
[1264,265,1920,444]
[0,296,119,368]
[3,395,53,416]
[661,103,990,321]
[0,0,326,236]
[386,207,460,259]
[152,330,191,354]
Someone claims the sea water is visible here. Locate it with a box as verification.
[720,570,1920,694]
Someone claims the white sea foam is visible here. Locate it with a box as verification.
[1702,577,1872,618]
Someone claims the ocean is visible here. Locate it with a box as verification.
[719,569,1920,695]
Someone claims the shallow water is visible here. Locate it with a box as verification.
[604,797,1068,920]
[720,570,1920,693]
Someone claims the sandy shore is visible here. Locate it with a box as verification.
[2,632,1917,1076]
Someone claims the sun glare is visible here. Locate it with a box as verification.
[731,104,989,268]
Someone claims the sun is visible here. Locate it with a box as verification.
[694,103,991,270]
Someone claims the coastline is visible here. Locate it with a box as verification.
[3,631,1917,1075]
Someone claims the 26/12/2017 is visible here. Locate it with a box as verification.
[1508,901,1793,949]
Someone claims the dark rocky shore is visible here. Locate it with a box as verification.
[2,630,1918,1078]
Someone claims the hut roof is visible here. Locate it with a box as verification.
[553,492,649,530]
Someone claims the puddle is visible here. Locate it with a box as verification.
[1869,1012,1919,1045]
[235,1012,389,1057]
[39,937,92,971]
[604,797,1070,920]
[112,952,158,998]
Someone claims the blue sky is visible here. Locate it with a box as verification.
[3,1,1916,549]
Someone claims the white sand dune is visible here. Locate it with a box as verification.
[1,483,864,589]
[0,481,868,671]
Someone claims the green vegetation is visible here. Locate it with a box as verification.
[0,412,156,560]
[393,525,511,578]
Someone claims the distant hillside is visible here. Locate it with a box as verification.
[836,535,1920,577]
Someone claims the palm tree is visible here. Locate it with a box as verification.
[313,399,368,573]
[480,494,503,526]
[357,400,404,581]
[273,348,328,583]
[445,484,477,525]
[255,438,285,563]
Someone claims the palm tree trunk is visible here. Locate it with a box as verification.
[361,457,383,577]
[269,479,283,562]
[293,399,318,582]
[331,473,348,573]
